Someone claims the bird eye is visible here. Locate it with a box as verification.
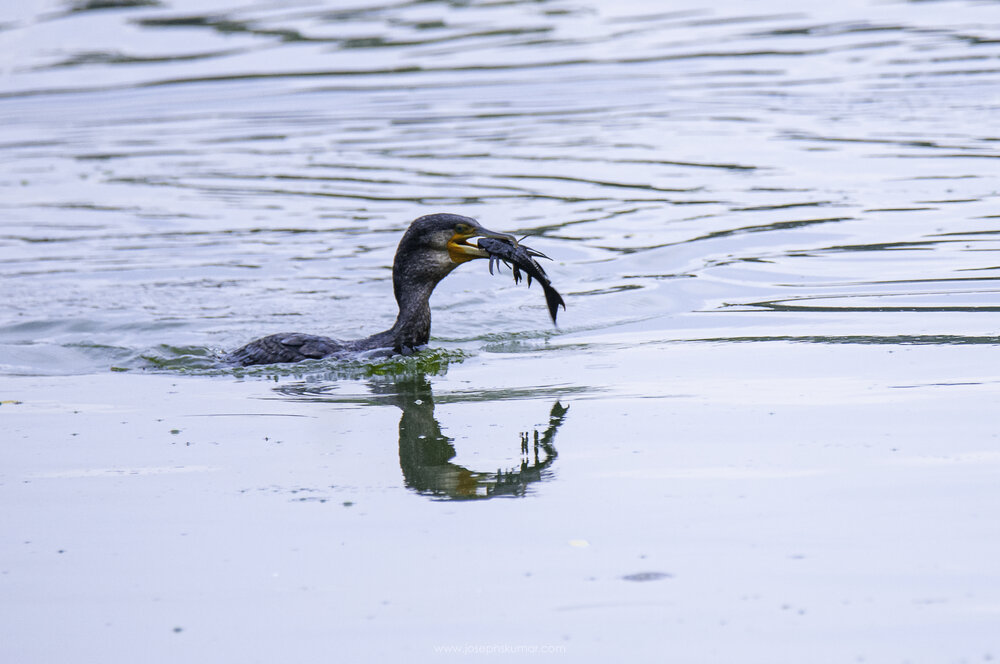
[455,223,471,234]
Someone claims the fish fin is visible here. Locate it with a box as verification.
[542,284,566,325]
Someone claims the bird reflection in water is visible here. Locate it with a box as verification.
[372,374,568,500]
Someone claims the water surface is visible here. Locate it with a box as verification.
[1,0,999,660]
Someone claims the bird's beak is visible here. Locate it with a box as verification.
[447,225,516,264]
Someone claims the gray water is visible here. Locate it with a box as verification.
[2,0,1000,661]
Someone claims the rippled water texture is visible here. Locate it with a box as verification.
[2,0,998,372]
[2,0,999,660]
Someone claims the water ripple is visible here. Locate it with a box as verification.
[1,0,999,371]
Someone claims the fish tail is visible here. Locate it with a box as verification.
[542,283,566,325]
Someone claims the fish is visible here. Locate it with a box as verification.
[477,236,566,325]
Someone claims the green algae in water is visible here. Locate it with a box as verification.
[363,348,468,377]
[137,343,467,379]
[138,344,228,373]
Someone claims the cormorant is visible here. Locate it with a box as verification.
[227,213,521,366]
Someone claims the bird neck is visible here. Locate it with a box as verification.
[390,280,436,352]
[358,241,458,354]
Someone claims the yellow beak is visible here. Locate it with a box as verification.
[447,226,516,264]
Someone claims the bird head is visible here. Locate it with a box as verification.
[392,213,516,289]
[403,213,516,264]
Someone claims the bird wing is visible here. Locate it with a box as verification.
[228,333,345,366]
